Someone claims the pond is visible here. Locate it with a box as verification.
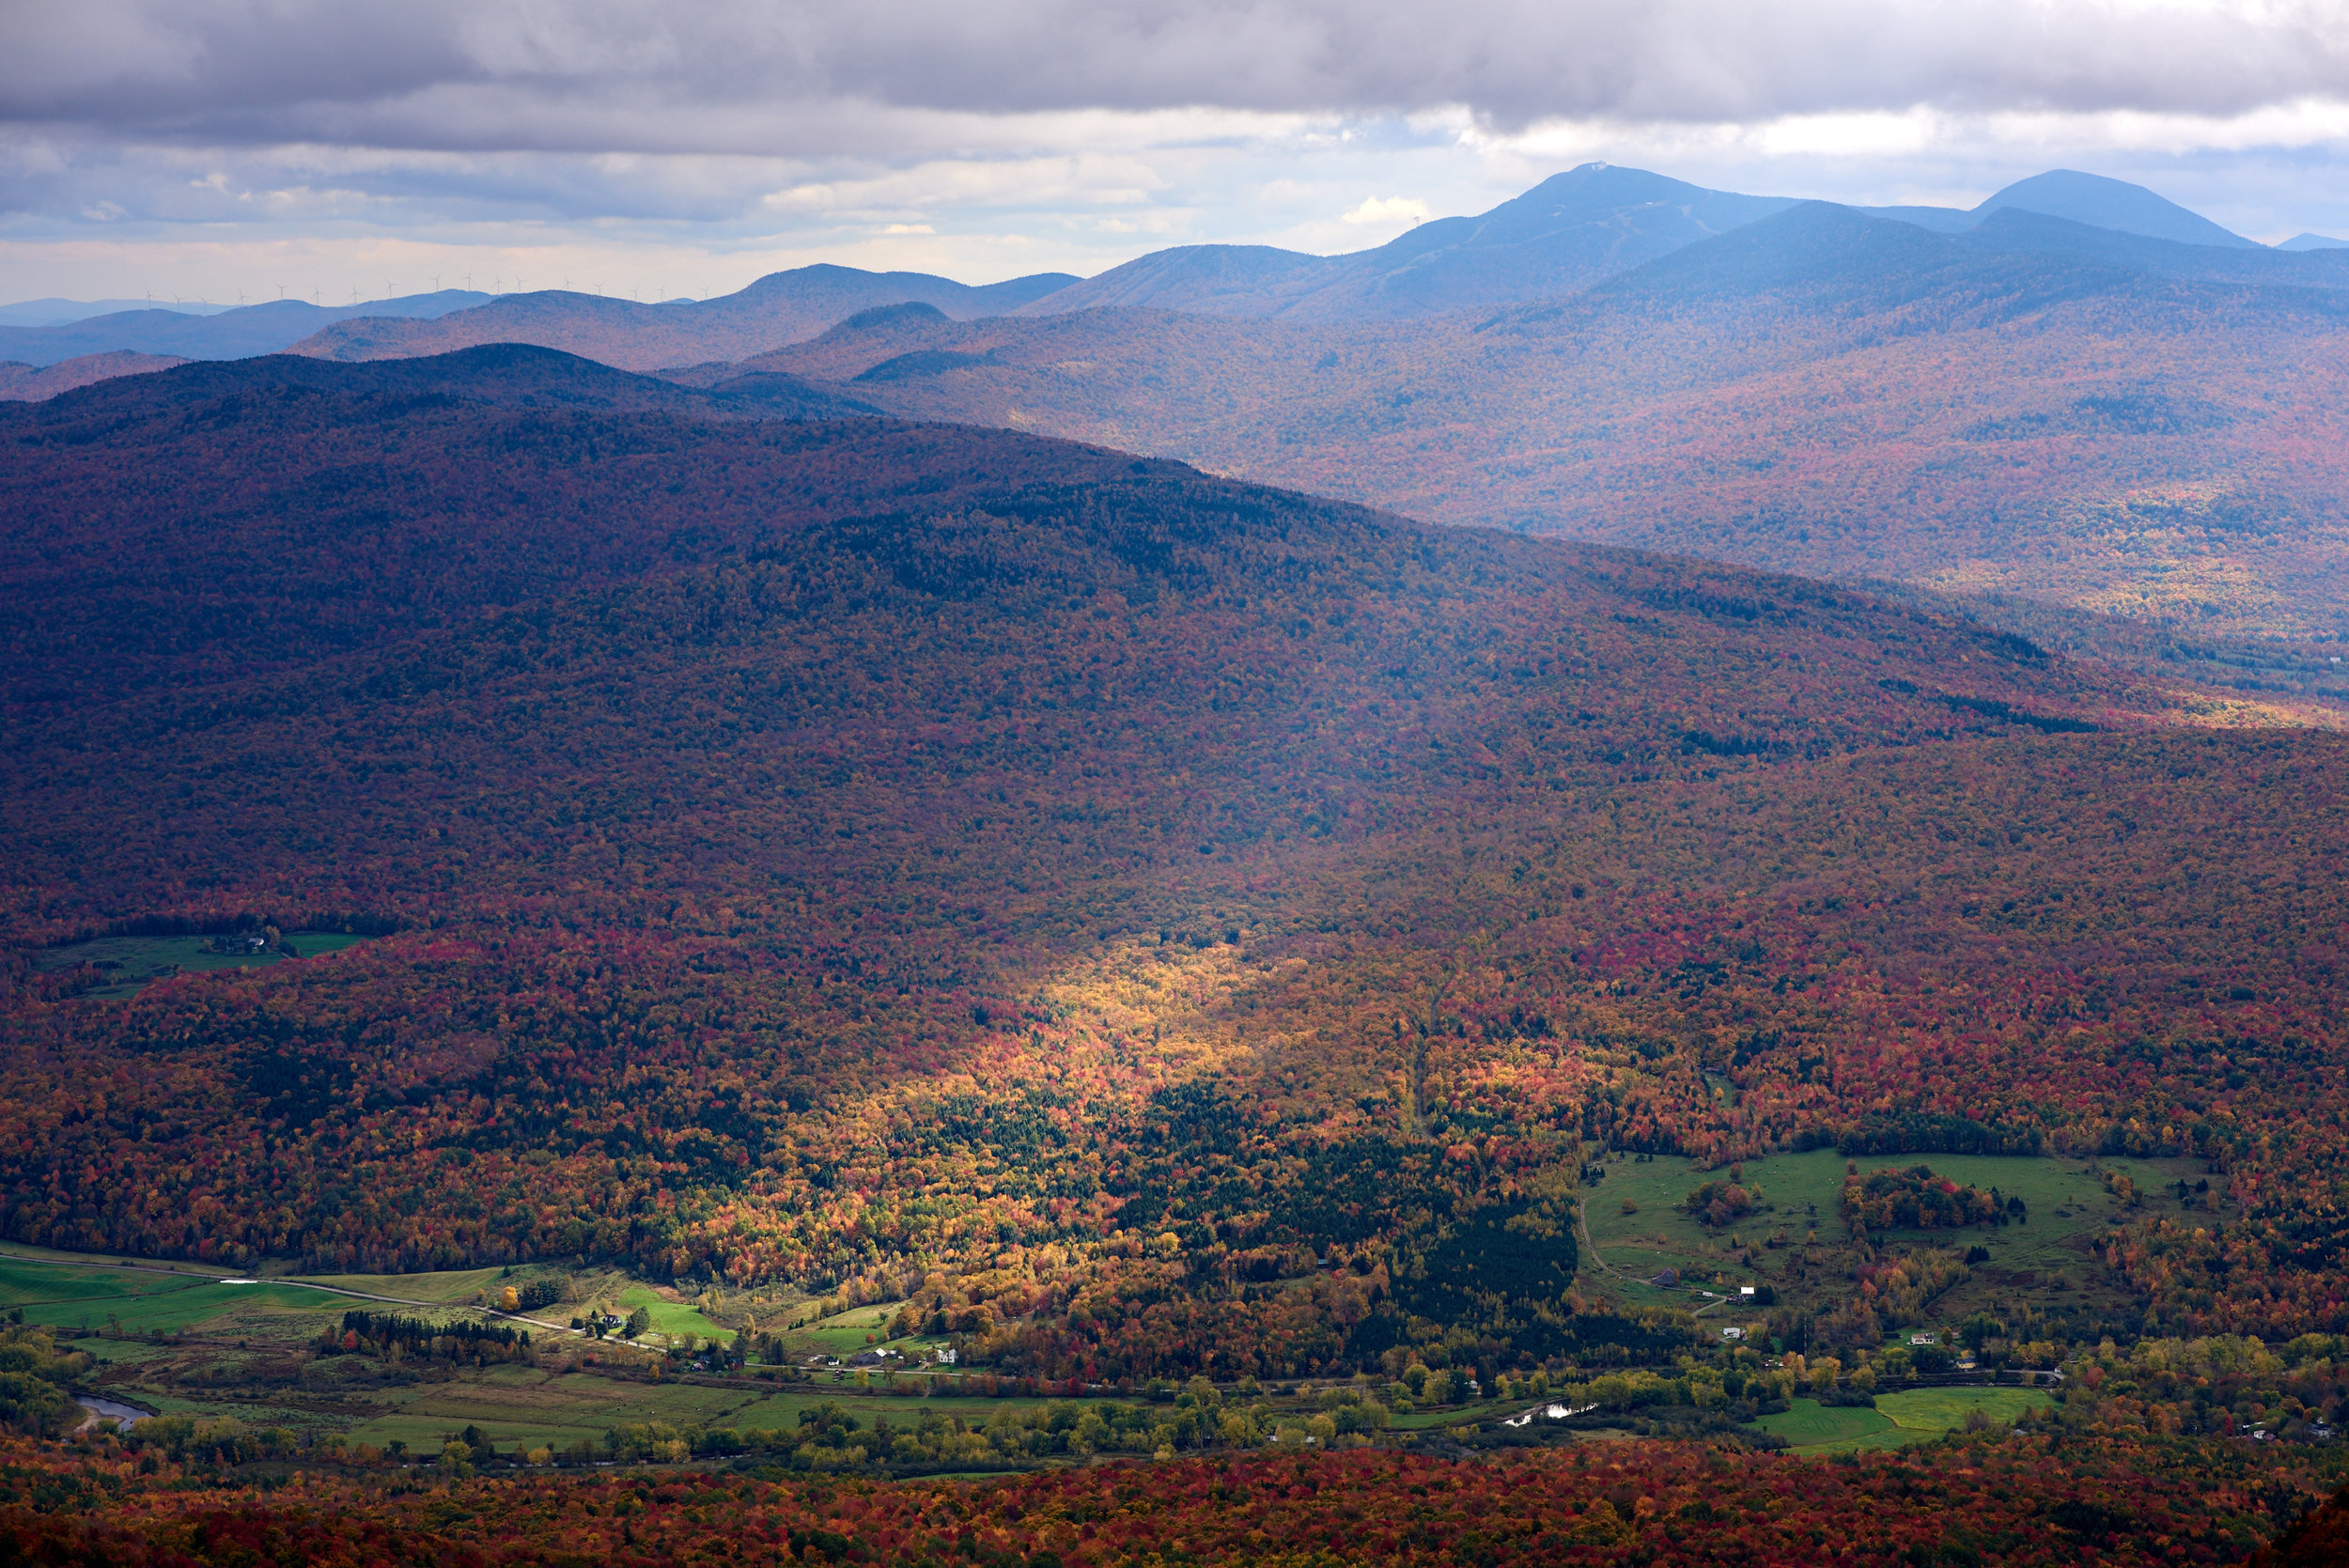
[77,1396,152,1429]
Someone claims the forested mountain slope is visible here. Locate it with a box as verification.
[1957,208,2349,288]
[0,349,185,400]
[3,350,2345,1380]
[739,205,2349,641]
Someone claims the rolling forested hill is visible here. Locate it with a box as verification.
[734,204,2349,644]
[0,287,491,367]
[288,265,1081,372]
[3,349,2346,1387]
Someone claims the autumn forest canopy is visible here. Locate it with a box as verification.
[4,307,2349,1557]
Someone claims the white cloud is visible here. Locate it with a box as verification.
[1341,195,1428,225]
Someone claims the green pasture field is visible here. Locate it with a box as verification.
[296,1265,515,1306]
[612,1282,737,1347]
[23,1278,346,1337]
[35,931,376,1000]
[1756,1388,2052,1453]
[720,1386,1066,1432]
[342,1371,1116,1453]
[796,1302,902,1355]
[0,1256,221,1310]
[1755,1399,1899,1451]
[1876,1386,2051,1435]
[1,1254,295,1334]
[0,1251,562,1344]
[345,1368,767,1452]
[1386,1401,1512,1431]
[1580,1145,2218,1317]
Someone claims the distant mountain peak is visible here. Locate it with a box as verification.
[1972,169,2257,250]
[1507,162,1723,207]
[1019,164,1798,323]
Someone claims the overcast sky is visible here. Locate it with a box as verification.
[5,0,2348,303]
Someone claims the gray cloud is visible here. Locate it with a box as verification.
[6,0,2345,153]
[8,0,2349,304]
